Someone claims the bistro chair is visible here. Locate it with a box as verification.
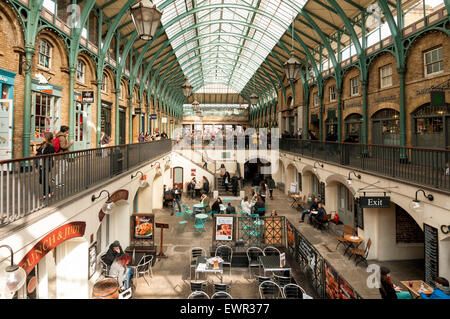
[336,225,355,250]
[259,281,282,299]
[256,276,272,287]
[350,238,372,267]
[282,283,306,299]
[214,283,230,293]
[263,246,281,256]
[99,255,109,277]
[211,291,233,299]
[176,211,188,232]
[246,247,264,277]
[215,245,233,277]
[187,291,210,299]
[135,254,153,287]
[190,247,207,280]
[190,281,207,292]
[273,274,292,288]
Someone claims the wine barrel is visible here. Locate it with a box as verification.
[92,278,119,299]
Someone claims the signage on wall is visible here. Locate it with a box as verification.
[161,117,167,123]
[134,108,142,114]
[424,224,439,286]
[374,95,396,103]
[441,225,450,234]
[18,222,86,275]
[359,196,390,208]
[36,85,53,94]
[150,114,157,119]
[82,91,94,103]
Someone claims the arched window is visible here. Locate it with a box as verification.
[76,59,86,83]
[412,103,449,149]
[101,72,108,93]
[371,108,400,145]
[344,113,362,142]
[38,39,52,69]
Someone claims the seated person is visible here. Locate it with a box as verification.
[252,196,265,217]
[200,192,210,214]
[212,197,222,214]
[102,241,124,269]
[420,277,450,299]
[188,178,197,199]
[225,203,236,214]
[240,196,254,215]
[270,209,278,217]
[194,179,203,198]
[312,203,327,225]
[109,254,133,290]
[300,197,320,223]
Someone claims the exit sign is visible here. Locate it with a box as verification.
[359,196,390,208]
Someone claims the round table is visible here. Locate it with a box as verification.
[310,210,318,215]
[195,213,208,220]
[193,204,205,209]
[344,234,363,244]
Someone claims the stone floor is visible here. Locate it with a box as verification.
[132,182,424,299]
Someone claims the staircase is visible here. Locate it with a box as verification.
[215,162,242,198]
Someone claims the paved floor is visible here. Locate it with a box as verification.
[132,181,424,299]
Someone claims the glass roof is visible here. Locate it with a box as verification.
[154,0,307,93]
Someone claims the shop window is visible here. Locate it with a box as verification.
[329,85,336,102]
[76,59,85,83]
[344,113,362,143]
[350,77,359,96]
[413,104,448,148]
[297,172,302,192]
[101,102,112,137]
[371,108,400,146]
[32,92,60,140]
[380,63,392,88]
[313,92,319,106]
[101,73,107,93]
[38,39,52,69]
[424,46,443,77]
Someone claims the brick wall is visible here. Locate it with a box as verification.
[396,204,424,243]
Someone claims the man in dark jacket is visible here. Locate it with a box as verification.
[231,174,239,196]
[266,176,276,200]
[300,197,320,223]
[102,241,124,268]
[171,186,182,216]
[225,203,236,214]
[420,277,450,299]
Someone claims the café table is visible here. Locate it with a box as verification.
[195,213,208,223]
[259,255,290,276]
[195,256,223,283]
[343,234,364,258]
[193,203,205,214]
[400,280,433,298]
[290,194,303,209]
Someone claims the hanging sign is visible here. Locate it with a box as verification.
[18,222,86,275]
[134,108,142,114]
[359,196,390,208]
[82,91,94,103]
[150,114,157,119]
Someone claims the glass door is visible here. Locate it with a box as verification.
[0,94,12,161]
[73,101,90,150]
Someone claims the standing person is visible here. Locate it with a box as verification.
[171,185,182,216]
[34,132,56,200]
[266,176,275,200]
[223,171,230,192]
[218,164,226,182]
[109,254,134,290]
[231,174,239,196]
[202,176,210,195]
[258,181,267,202]
[54,126,74,187]
[252,175,260,194]
[379,266,401,299]
[419,277,450,299]
[138,131,145,143]
[100,130,110,158]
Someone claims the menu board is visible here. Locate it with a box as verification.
[215,216,234,241]
[424,224,439,285]
[130,214,155,246]
[88,242,97,279]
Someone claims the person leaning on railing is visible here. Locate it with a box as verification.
[32,132,56,200]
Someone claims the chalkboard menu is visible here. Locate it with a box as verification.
[424,224,439,285]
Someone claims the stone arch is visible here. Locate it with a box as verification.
[152,171,164,210]
[367,50,396,70]
[325,174,357,196]
[405,29,449,57]
[103,66,115,93]
[0,1,25,48]
[285,163,298,193]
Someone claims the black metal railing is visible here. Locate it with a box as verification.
[280,139,450,192]
[0,139,172,227]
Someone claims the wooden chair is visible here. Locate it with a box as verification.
[336,225,355,250]
[350,239,371,267]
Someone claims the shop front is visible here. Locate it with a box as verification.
[344,113,362,143]
[412,104,449,149]
[73,92,92,151]
[101,101,112,138]
[371,108,400,146]
[0,69,15,160]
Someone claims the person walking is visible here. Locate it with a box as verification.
[231,174,239,196]
[100,130,110,158]
[258,181,267,202]
[223,171,231,192]
[266,176,275,200]
[171,185,182,216]
[34,132,56,200]
[54,126,74,188]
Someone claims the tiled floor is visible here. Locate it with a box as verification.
[132,182,424,299]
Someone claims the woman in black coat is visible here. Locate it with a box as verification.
[379,266,399,299]
[34,132,56,200]
[102,241,125,268]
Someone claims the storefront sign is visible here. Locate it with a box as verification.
[82,91,94,103]
[441,225,450,234]
[161,117,167,123]
[134,108,142,114]
[36,85,53,94]
[0,75,8,83]
[19,222,86,274]
[345,101,362,108]
[359,196,390,208]
[150,114,157,119]
[109,189,129,203]
[374,95,396,103]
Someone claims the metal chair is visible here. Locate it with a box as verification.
[190,247,207,280]
[135,254,153,287]
[214,283,230,293]
[246,247,264,277]
[99,255,109,277]
[211,291,233,299]
[259,280,282,299]
[215,245,233,277]
[187,291,210,299]
[336,225,355,250]
[350,238,372,267]
[190,281,207,292]
[176,211,188,232]
[263,246,281,256]
[256,276,271,287]
[282,283,306,299]
[273,274,291,288]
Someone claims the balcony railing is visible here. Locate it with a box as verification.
[280,139,450,192]
[0,140,172,227]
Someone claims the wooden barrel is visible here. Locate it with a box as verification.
[92,279,119,299]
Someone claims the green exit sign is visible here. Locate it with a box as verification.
[430,91,445,106]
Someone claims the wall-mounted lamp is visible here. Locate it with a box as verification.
[0,245,26,294]
[313,161,324,173]
[91,190,115,215]
[131,171,148,188]
[163,156,170,161]
[151,161,160,168]
[411,189,434,213]
[347,171,361,185]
